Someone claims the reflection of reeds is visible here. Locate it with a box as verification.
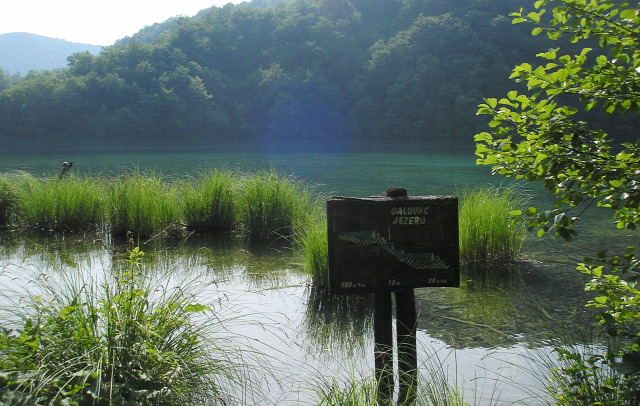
[313,346,472,405]
[302,285,373,357]
[459,185,527,277]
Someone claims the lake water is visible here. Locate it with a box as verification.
[0,150,634,404]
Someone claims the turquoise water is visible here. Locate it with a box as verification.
[0,150,633,404]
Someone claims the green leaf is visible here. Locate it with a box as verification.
[527,11,541,23]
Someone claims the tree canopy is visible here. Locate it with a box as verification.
[475,0,640,381]
[0,0,547,151]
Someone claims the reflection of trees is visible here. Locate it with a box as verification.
[302,285,373,357]
[416,261,597,349]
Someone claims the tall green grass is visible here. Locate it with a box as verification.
[237,170,316,243]
[0,173,15,226]
[14,174,104,231]
[181,169,236,231]
[0,247,250,405]
[108,170,181,239]
[296,212,329,285]
[458,186,527,275]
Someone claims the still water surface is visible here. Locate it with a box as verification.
[0,150,633,404]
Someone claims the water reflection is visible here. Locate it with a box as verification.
[302,286,373,358]
[418,260,596,350]
[0,233,603,404]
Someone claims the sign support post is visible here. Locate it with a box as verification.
[374,292,393,404]
[327,188,459,405]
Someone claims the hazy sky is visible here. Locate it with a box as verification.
[1,1,244,46]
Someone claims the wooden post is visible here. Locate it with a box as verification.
[396,289,418,404]
[374,292,393,405]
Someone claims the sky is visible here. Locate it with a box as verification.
[1,0,244,46]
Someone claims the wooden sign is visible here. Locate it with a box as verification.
[327,194,459,293]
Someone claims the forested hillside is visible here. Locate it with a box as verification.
[0,0,556,152]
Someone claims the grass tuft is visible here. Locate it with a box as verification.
[14,174,104,231]
[181,169,236,231]
[296,211,329,285]
[237,170,315,243]
[108,170,181,239]
[458,185,527,276]
[0,247,250,405]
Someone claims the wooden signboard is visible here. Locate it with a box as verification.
[327,194,459,294]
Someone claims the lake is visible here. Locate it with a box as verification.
[0,149,633,404]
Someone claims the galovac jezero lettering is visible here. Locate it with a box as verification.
[390,206,429,225]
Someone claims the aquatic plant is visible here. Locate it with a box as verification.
[181,169,236,231]
[0,247,250,405]
[314,348,470,406]
[458,186,527,276]
[0,173,17,226]
[14,173,104,231]
[296,210,329,285]
[108,170,181,239]
[237,170,315,243]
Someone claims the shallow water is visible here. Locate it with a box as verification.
[0,150,633,404]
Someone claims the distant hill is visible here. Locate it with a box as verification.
[0,33,102,75]
[115,0,295,47]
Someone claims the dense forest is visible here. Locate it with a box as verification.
[0,0,568,152]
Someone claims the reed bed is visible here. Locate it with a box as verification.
[458,185,527,276]
[1,169,325,247]
[13,173,104,231]
[181,169,236,231]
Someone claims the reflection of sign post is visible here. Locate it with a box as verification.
[327,188,460,404]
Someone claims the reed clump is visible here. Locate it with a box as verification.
[0,173,16,226]
[108,170,181,239]
[237,170,316,243]
[458,185,527,275]
[0,248,249,405]
[296,211,329,285]
[181,169,236,231]
[14,173,104,231]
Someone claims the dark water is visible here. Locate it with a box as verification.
[0,150,634,404]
